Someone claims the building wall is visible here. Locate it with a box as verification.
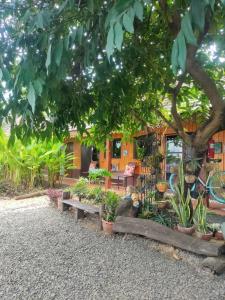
[68,123,225,178]
[99,123,225,174]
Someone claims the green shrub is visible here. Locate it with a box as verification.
[88,168,112,184]
[103,191,120,222]
[71,177,89,199]
[0,129,73,189]
[88,186,105,203]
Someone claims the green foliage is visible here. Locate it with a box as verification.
[193,196,209,233]
[88,169,112,184]
[0,0,224,147]
[103,190,120,222]
[170,162,193,227]
[88,186,105,204]
[0,129,72,188]
[71,177,89,199]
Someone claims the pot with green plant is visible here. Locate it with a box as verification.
[88,168,112,185]
[102,191,120,234]
[71,177,89,201]
[88,186,105,205]
[209,223,224,240]
[170,190,195,235]
[170,162,195,235]
[194,197,213,241]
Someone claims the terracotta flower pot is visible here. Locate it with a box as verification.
[156,182,168,193]
[170,166,178,174]
[156,200,170,209]
[185,175,196,184]
[195,231,213,241]
[177,224,195,235]
[102,219,114,234]
[215,231,224,240]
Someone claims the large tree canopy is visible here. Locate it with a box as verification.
[0,0,225,154]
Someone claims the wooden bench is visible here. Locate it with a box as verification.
[61,199,103,229]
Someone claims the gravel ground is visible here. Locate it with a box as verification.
[0,197,225,300]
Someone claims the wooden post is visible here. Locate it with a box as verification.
[105,139,112,189]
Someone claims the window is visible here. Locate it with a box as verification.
[112,139,121,158]
[66,142,74,154]
[166,136,183,179]
[133,134,155,159]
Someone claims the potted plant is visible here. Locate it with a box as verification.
[194,197,213,240]
[170,190,195,234]
[184,174,196,184]
[88,168,112,185]
[102,191,120,234]
[47,189,62,205]
[71,177,89,201]
[88,186,105,204]
[170,162,195,235]
[156,180,168,193]
[209,223,224,240]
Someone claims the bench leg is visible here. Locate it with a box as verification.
[62,202,70,212]
[98,204,104,230]
[75,208,84,222]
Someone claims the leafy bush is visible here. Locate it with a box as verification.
[88,168,112,184]
[103,191,120,222]
[47,189,62,200]
[71,177,89,199]
[0,129,73,189]
[88,186,105,204]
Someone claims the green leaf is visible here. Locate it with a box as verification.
[171,39,179,75]
[209,0,215,11]
[45,43,52,74]
[64,35,70,50]
[221,0,225,5]
[55,39,63,66]
[27,82,36,113]
[77,26,83,45]
[177,31,187,73]
[134,1,143,21]
[106,25,115,60]
[105,0,134,28]
[33,78,43,96]
[181,12,197,46]
[0,68,2,81]
[191,0,206,32]
[35,13,43,29]
[57,0,69,15]
[114,23,124,51]
[87,0,94,13]
[123,13,134,33]
[127,7,135,22]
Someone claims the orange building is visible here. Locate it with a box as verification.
[66,123,225,180]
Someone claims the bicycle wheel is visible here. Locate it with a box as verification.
[169,173,177,192]
[169,173,196,193]
[209,171,225,204]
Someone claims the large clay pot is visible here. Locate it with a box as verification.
[102,219,114,234]
[156,182,168,193]
[185,175,196,184]
[196,231,213,241]
[215,231,224,240]
[177,224,195,235]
